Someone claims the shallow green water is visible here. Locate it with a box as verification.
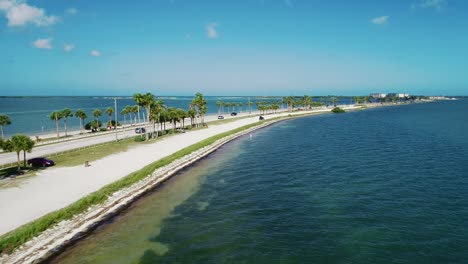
[51,100,468,263]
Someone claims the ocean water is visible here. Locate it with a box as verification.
[50,100,468,263]
[0,96,353,137]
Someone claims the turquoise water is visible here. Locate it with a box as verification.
[50,100,468,263]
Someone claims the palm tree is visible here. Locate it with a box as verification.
[176,108,187,128]
[302,95,312,110]
[216,101,223,115]
[105,107,114,128]
[285,96,295,112]
[191,92,207,127]
[49,111,63,138]
[247,101,253,114]
[159,109,169,131]
[223,102,229,115]
[272,102,279,113]
[0,114,12,140]
[121,107,128,126]
[61,108,73,137]
[9,134,35,172]
[149,100,165,138]
[75,109,88,134]
[92,109,102,131]
[134,93,156,139]
[133,93,154,123]
[188,108,196,127]
[131,105,139,125]
[230,102,236,112]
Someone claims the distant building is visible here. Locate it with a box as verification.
[370,93,387,99]
[387,93,409,98]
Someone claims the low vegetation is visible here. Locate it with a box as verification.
[331,107,346,113]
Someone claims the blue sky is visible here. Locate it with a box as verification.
[0,0,467,96]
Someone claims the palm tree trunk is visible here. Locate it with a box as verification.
[0,126,4,140]
[64,120,68,137]
[55,117,59,138]
[23,150,27,167]
[16,152,21,172]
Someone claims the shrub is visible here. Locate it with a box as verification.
[332,107,346,113]
[106,120,121,127]
[84,120,102,131]
[134,135,146,142]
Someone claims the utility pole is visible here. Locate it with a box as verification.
[114,98,118,141]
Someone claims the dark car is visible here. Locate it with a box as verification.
[28,158,55,167]
[230,112,237,116]
[218,115,224,119]
[259,116,265,120]
[135,127,146,134]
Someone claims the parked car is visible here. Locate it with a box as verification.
[28,157,55,167]
[218,115,224,119]
[259,116,265,120]
[231,112,238,116]
[135,127,146,134]
[176,128,186,133]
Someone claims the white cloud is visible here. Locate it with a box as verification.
[90,50,102,57]
[0,0,58,27]
[371,16,389,25]
[66,8,77,16]
[415,0,447,11]
[33,38,52,49]
[206,22,219,39]
[64,44,74,52]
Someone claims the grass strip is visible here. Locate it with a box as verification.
[0,120,266,254]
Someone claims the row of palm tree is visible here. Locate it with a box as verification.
[129,92,207,140]
[0,135,35,172]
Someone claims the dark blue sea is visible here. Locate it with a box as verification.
[50,99,468,263]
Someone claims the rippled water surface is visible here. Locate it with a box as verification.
[51,100,468,263]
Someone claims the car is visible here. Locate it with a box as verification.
[218,115,224,119]
[28,157,55,167]
[176,128,186,133]
[230,112,238,116]
[259,116,265,120]
[135,127,146,134]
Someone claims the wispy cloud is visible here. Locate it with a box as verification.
[412,0,447,11]
[0,0,58,27]
[33,38,52,49]
[66,8,77,16]
[371,16,389,25]
[90,50,102,57]
[206,22,219,39]
[64,44,74,52]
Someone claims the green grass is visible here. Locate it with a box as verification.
[49,137,138,167]
[0,120,265,254]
